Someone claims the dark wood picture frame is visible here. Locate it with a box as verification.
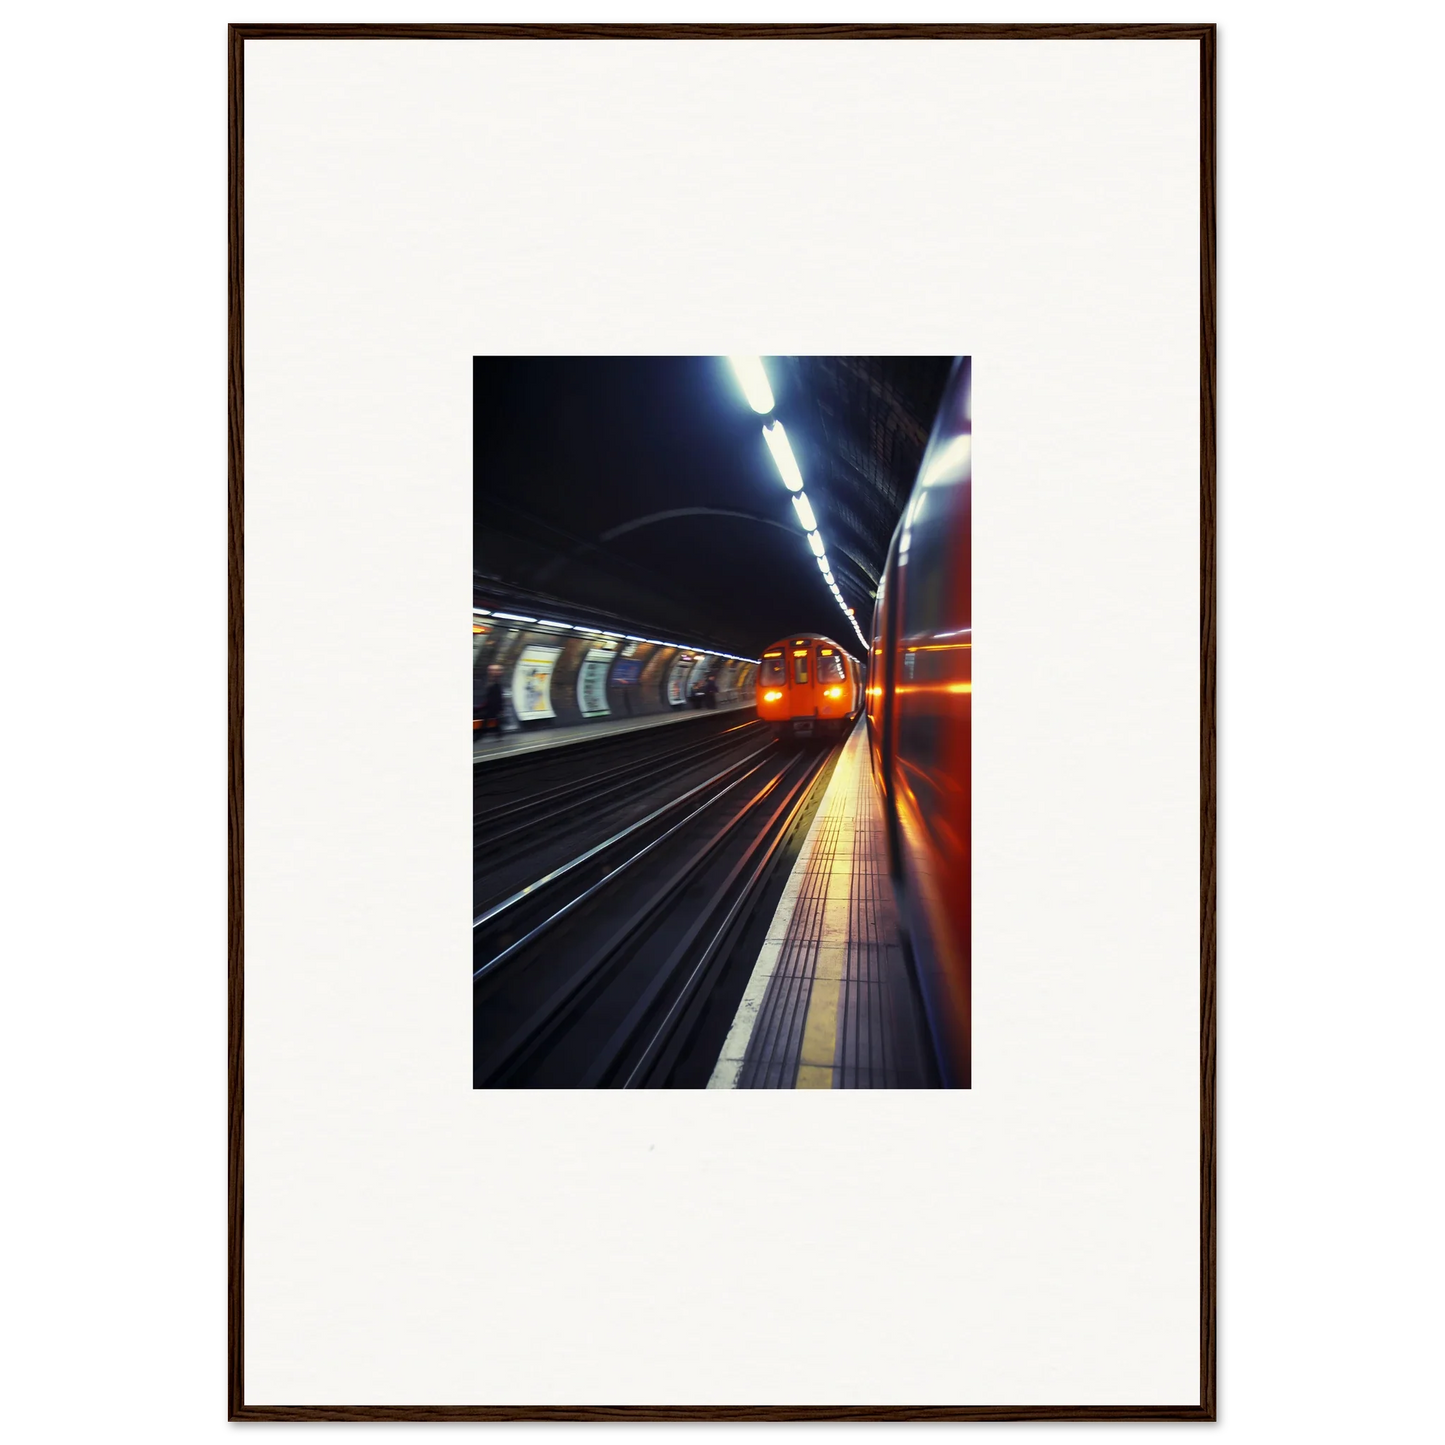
[228,22,1216,1422]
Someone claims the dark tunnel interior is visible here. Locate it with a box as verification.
[473,356,952,657]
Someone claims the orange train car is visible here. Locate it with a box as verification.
[867,356,972,1088]
[755,634,864,740]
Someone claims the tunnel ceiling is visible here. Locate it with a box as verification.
[473,356,952,658]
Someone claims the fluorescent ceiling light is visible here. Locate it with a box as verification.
[493,611,536,622]
[728,355,775,414]
[762,420,804,491]
[792,492,817,532]
[807,530,825,557]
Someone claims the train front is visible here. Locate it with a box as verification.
[812,642,855,735]
[756,635,855,739]
[756,645,787,728]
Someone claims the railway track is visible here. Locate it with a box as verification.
[473,707,752,796]
[473,717,769,916]
[473,738,840,1088]
[474,716,763,852]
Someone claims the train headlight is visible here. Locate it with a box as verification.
[824,686,843,699]
[763,690,783,702]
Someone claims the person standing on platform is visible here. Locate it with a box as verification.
[478,664,504,741]
[703,673,719,710]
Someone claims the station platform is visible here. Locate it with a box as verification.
[474,699,754,764]
[709,717,937,1088]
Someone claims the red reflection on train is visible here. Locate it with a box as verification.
[868,358,972,1087]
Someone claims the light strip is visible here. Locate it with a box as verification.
[727,355,775,414]
[762,420,804,491]
[724,361,873,653]
[477,612,756,665]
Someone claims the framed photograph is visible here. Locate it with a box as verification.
[231,23,1215,1420]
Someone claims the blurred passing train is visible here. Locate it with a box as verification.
[756,634,864,740]
[868,357,972,1088]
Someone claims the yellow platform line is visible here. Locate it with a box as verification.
[708,718,866,1089]
[796,976,842,1088]
[794,881,854,1087]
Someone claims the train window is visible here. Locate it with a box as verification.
[761,653,785,685]
[793,652,809,686]
[817,650,845,683]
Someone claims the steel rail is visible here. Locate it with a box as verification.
[473,754,806,1085]
[590,749,830,1088]
[473,717,760,829]
[473,722,761,848]
[471,745,780,982]
[472,743,769,932]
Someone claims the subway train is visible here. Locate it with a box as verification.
[867,357,972,1088]
[756,634,864,740]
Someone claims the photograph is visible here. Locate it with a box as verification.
[222,18,1217,1411]
[473,356,971,1088]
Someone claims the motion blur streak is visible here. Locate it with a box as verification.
[867,357,972,1088]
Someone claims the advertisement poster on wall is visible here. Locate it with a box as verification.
[576,643,617,717]
[512,645,562,721]
[666,654,695,707]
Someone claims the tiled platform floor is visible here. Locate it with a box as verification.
[709,717,936,1089]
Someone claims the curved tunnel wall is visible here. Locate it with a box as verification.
[474,617,756,732]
